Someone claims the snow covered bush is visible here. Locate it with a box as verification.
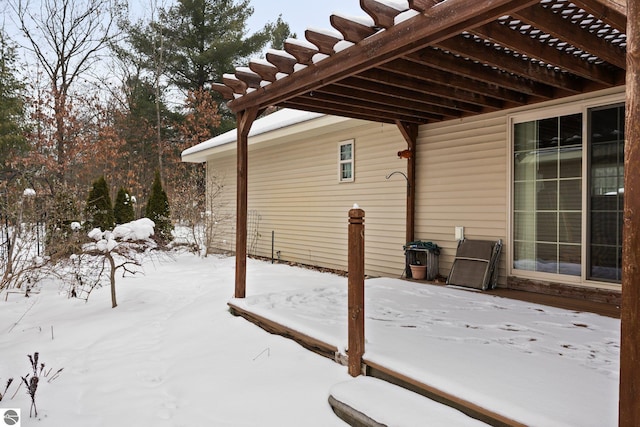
[75,218,157,308]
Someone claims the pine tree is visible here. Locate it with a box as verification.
[0,30,28,171]
[145,170,172,241]
[114,187,135,224]
[85,176,114,230]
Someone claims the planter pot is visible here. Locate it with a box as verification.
[409,264,427,280]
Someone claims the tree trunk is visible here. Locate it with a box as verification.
[106,252,117,308]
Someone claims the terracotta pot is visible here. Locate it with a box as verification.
[410,264,427,280]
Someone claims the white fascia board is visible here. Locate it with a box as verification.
[181,109,355,163]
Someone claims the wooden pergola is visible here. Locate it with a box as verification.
[211,0,638,424]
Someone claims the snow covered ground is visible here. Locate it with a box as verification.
[0,253,620,426]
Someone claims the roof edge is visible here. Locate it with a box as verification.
[182,108,354,163]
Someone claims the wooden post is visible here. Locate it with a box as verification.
[620,0,640,424]
[348,207,365,377]
[235,108,258,299]
[396,121,418,244]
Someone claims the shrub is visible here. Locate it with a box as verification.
[85,176,114,230]
[45,188,81,258]
[145,171,172,242]
[113,187,135,224]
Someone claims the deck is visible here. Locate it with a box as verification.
[228,279,620,426]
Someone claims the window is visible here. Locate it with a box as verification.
[339,140,354,182]
[511,103,625,284]
[588,104,624,282]
[513,113,583,276]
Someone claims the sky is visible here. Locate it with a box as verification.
[246,0,365,39]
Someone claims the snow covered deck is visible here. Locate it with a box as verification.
[229,277,620,427]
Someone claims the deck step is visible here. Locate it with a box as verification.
[329,377,488,427]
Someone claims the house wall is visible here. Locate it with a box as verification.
[203,87,625,291]
[205,120,409,277]
[416,113,508,284]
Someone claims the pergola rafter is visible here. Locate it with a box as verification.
[212,0,626,125]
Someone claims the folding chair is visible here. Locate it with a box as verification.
[446,239,502,290]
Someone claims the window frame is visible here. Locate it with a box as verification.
[338,139,355,183]
[507,93,625,289]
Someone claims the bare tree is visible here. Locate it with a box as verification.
[0,188,49,294]
[77,218,157,308]
[10,0,125,185]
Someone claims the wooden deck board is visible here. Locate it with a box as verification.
[228,285,618,427]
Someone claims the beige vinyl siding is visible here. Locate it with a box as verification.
[198,87,626,290]
[416,114,509,284]
[206,120,408,277]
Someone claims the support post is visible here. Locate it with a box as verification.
[235,108,259,299]
[620,0,640,424]
[396,121,418,243]
[348,207,365,377]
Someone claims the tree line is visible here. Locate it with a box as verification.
[0,0,292,247]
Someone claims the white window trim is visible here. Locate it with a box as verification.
[506,93,625,290]
[338,139,355,183]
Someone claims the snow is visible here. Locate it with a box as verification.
[231,276,620,427]
[0,254,620,426]
[331,13,375,28]
[181,108,325,158]
[293,63,308,72]
[112,218,155,241]
[378,0,409,11]
[267,49,296,61]
[330,377,486,427]
[333,40,355,52]
[395,9,420,24]
[312,53,329,64]
[285,37,318,51]
[235,66,259,78]
[305,26,343,40]
[250,58,275,68]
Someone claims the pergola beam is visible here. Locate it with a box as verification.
[578,0,627,32]
[620,0,639,424]
[472,21,621,86]
[316,85,461,118]
[395,121,418,244]
[380,59,530,104]
[406,48,555,100]
[513,3,627,70]
[234,108,260,299]
[436,36,585,94]
[357,68,505,110]
[336,77,484,114]
[229,0,540,113]
[280,102,397,124]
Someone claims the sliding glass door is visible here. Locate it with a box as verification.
[588,104,625,282]
[512,102,625,284]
